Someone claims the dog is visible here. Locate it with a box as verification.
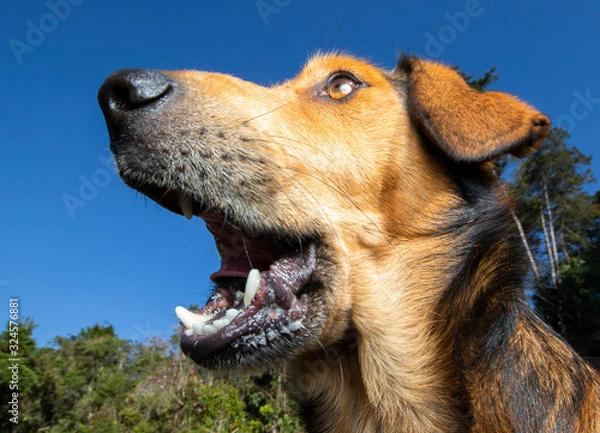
[98,53,600,432]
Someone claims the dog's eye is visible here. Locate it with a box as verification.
[325,73,361,100]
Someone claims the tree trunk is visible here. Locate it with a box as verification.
[511,210,541,280]
[540,208,558,289]
[542,177,561,270]
[540,199,567,336]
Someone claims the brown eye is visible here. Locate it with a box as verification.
[326,73,361,100]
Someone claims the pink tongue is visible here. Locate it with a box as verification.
[209,247,276,281]
[203,213,282,281]
[210,262,252,281]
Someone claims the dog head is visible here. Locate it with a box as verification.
[98,54,549,370]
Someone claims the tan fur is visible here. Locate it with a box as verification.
[100,53,600,432]
[405,59,550,161]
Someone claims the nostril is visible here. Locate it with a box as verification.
[98,69,174,114]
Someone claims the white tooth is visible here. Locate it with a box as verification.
[203,324,218,335]
[185,329,194,337]
[244,269,261,307]
[225,308,240,320]
[175,306,214,329]
[212,318,230,330]
[178,192,193,220]
[235,291,244,301]
[192,323,205,335]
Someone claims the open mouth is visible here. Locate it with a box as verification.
[140,186,322,368]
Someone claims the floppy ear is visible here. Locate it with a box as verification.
[397,57,550,163]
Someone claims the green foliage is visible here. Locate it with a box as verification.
[513,128,597,252]
[0,318,39,433]
[1,320,305,432]
[534,218,600,356]
[508,126,600,355]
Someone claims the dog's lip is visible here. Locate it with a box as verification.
[120,183,203,219]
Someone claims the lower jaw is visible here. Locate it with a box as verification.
[180,302,312,369]
[178,243,320,369]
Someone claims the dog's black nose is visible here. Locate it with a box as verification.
[98,69,173,112]
[98,69,175,146]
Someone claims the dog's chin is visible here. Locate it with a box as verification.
[126,182,333,370]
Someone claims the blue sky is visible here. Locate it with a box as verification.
[2,0,599,346]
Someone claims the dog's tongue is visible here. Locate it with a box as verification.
[202,211,284,281]
[211,262,253,280]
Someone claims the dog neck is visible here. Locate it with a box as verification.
[284,130,600,432]
[287,170,599,432]
[288,165,522,432]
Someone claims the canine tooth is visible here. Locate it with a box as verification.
[244,269,261,307]
[225,308,241,320]
[235,291,244,301]
[185,329,194,337]
[178,192,193,220]
[212,318,230,330]
[175,306,214,329]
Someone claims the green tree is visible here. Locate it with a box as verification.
[513,128,596,280]
[15,321,306,432]
[31,324,135,431]
[536,191,600,356]
[510,128,600,353]
[0,317,39,432]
